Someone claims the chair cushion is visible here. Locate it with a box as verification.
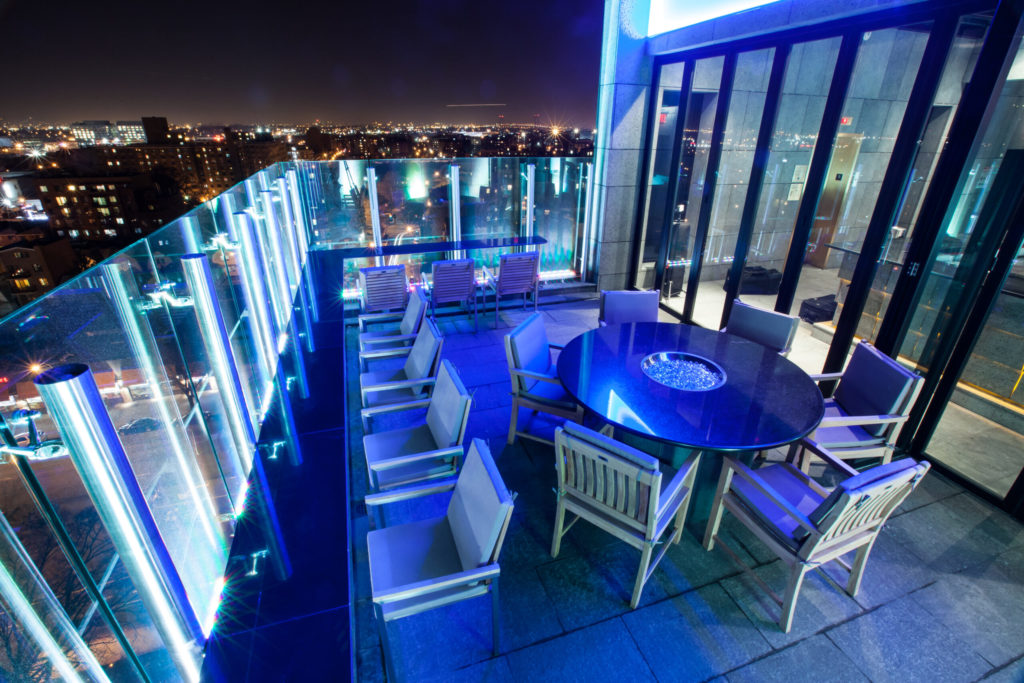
[814,401,888,449]
[363,423,454,489]
[729,463,825,550]
[425,361,470,447]
[507,314,553,393]
[367,516,463,596]
[833,343,918,438]
[600,290,659,325]
[403,320,441,383]
[360,368,421,407]
[725,300,799,353]
[447,441,513,570]
[399,288,427,335]
[521,378,578,409]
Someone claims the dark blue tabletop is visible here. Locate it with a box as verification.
[556,322,825,451]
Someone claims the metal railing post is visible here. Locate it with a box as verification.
[367,167,384,266]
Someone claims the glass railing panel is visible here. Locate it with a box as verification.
[303,159,372,250]
[370,159,453,248]
[528,156,591,278]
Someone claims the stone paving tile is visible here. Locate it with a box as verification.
[895,470,961,515]
[623,583,772,682]
[885,491,1024,574]
[838,529,941,610]
[911,570,1024,668]
[725,634,868,683]
[720,560,864,650]
[505,618,655,682]
[826,595,992,682]
[981,656,1024,682]
[423,656,514,683]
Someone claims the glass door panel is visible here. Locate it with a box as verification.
[738,38,841,313]
[662,56,724,315]
[859,16,989,344]
[691,48,774,328]
[635,63,685,289]
[902,39,1024,499]
[787,25,929,372]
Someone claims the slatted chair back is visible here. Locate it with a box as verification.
[725,299,800,355]
[833,343,922,439]
[505,313,552,395]
[399,288,428,335]
[599,290,659,326]
[447,439,515,570]
[359,265,408,312]
[425,359,472,448]
[554,422,662,540]
[800,458,930,560]
[431,259,476,305]
[402,318,443,389]
[495,252,539,296]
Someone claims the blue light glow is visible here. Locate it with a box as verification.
[648,0,783,36]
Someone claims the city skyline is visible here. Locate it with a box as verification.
[0,0,604,127]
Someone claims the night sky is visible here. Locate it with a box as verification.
[0,0,604,127]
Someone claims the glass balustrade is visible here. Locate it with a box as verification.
[0,157,591,680]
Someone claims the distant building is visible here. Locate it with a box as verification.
[70,120,115,147]
[115,120,146,144]
[20,174,185,245]
[141,117,171,145]
[0,237,77,307]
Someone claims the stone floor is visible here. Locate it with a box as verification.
[349,298,1024,683]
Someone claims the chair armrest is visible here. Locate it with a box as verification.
[722,458,818,536]
[420,273,431,292]
[548,342,564,351]
[359,346,414,363]
[364,477,457,507]
[509,368,562,385]
[362,376,437,394]
[657,451,700,517]
[368,446,464,471]
[799,438,861,478]
[817,413,908,428]
[373,563,501,605]
[361,398,431,423]
[358,311,403,332]
[808,371,845,382]
[482,265,496,290]
[360,333,418,348]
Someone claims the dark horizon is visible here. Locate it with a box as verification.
[0,0,604,129]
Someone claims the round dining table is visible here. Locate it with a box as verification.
[555,321,825,527]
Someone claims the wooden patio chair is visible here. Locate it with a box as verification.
[422,258,478,331]
[359,318,444,430]
[704,440,929,632]
[483,251,539,327]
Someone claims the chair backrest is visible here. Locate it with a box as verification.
[496,252,539,295]
[403,318,443,386]
[833,342,922,438]
[426,359,471,448]
[724,299,799,355]
[431,259,476,304]
[447,438,515,570]
[359,265,408,312]
[554,422,663,539]
[504,313,552,395]
[399,287,428,335]
[599,290,660,326]
[804,458,930,556]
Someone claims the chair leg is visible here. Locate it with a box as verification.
[490,578,501,656]
[507,397,519,445]
[780,564,809,633]
[631,544,654,609]
[550,496,566,557]
[373,602,397,682]
[847,537,878,596]
[703,468,733,551]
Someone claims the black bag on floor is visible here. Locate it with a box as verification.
[799,294,837,323]
[724,266,782,295]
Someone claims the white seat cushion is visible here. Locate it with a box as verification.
[364,424,451,489]
[729,463,825,550]
[367,516,462,595]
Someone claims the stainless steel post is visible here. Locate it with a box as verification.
[367,167,383,266]
[181,254,256,474]
[34,364,203,682]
